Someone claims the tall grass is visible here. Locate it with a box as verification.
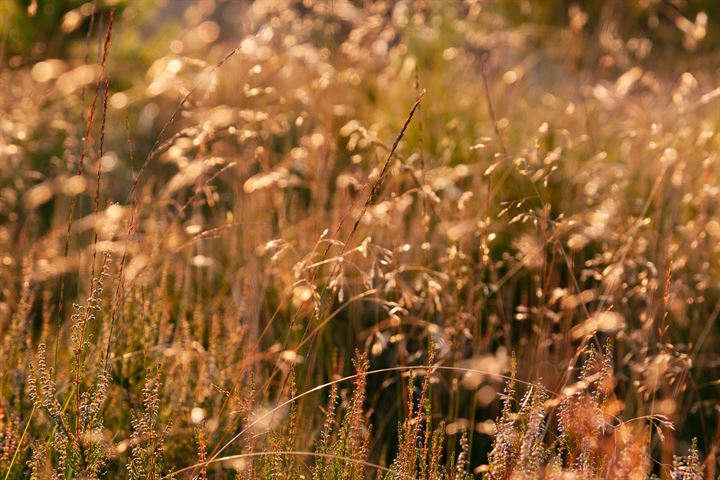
[1,0,719,478]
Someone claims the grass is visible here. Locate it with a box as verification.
[1,0,720,478]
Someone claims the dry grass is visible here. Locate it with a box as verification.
[1,0,719,478]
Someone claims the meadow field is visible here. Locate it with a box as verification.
[1,1,720,478]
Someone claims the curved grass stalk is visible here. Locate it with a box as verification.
[180,450,416,480]
[2,406,35,480]
[170,364,551,478]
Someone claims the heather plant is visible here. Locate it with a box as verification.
[25,253,112,479]
[126,365,171,480]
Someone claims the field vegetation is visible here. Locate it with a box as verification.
[1,0,720,478]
